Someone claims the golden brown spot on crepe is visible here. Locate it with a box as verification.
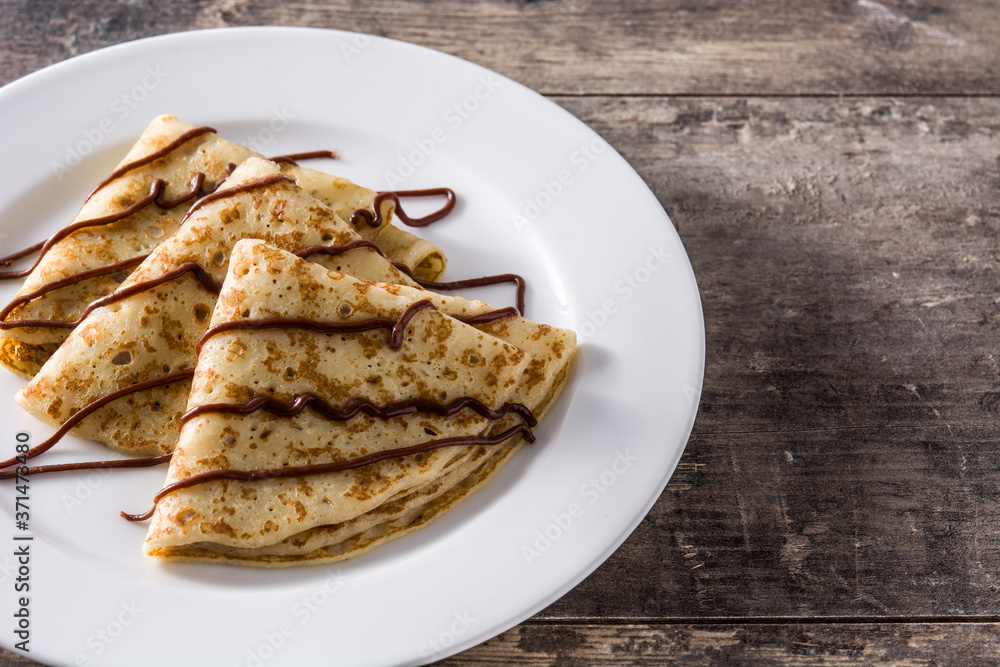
[45,397,63,419]
[112,193,136,208]
[0,339,58,378]
[219,428,238,450]
[522,358,548,393]
[158,314,188,352]
[203,519,237,538]
[530,324,553,341]
[355,331,384,360]
[269,199,287,221]
[195,452,229,470]
[194,303,211,322]
[225,340,247,362]
[175,508,198,525]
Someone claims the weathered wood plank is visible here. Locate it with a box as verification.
[1,1,998,95]
[436,622,1000,665]
[544,426,1000,619]
[6,622,1000,666]
[552,95,1000,436]
[0,651,33,667]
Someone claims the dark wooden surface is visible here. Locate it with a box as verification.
[2,0,999,664]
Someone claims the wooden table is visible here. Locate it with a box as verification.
[2,1,998,664]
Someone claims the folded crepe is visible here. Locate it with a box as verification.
[15,157,417,455]
[17,159,574,464]
[0,114,446,377]
[141,240,575,566]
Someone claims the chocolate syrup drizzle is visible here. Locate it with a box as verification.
[0,254,149,324]
[86,126,216,200]
[196,299,517,354]
[180,173,294,223]
[268,150,338,165]
[121,423,535,522]
[0,126,218,280]
[1,294,518,472]
[180,394,537,428]
[0,454,172,481]
[0,173,297,330]
[0,174,216,282]
[197,298,436,353]
[0,261,222,330]
[350,188,456,229]
[0,370,195,470]
[0,134,535,510]
[295,240,527,315]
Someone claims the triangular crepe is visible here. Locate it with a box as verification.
[0,114,446,377]
[15,158,417,455]
[141,240,573,566]
[18,156,575,463]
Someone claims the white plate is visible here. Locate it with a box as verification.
[0,27,703,667]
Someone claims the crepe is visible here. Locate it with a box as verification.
[374,219,446,281]
[18,156,574,463]
[0,114,446,377]
[141,240,575,566]
[15,158,418,455]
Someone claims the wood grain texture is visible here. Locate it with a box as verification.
[436,622,1000,665]
[0,0,998,95]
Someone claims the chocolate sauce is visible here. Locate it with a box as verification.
[0,454,171,481]
[415,274,526,317]
[0,241,45,268]
[269,150,337,165]
[197,298,436,353]
[87,126,216,200]
[0,261,222,330]
[196,299,517,354]
[294,239,384,260]
[0,170,222,282]
[0,254,148,324]
[181,393,537,427]
[350,188,456,229]
[295,240,527,315]
[456,307,520,324]
[0,370,194,470]
[121,423,535,522]
[2,125,218,281]
[181,173,295,223]
[295,239,431,280]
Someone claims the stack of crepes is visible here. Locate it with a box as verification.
[0,116,576,566]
